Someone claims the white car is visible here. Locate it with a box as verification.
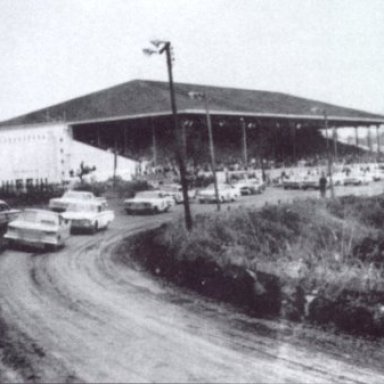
[124,190,175,214]
[159,184,184,203]
[232,178,265,195]
[4,209,70,251]
[343,172,370,186]
[282,174,305,190]
[0,200,20,232]
[159,184,197,203]
[197,184,238,204]
[62,201,115,233]
[332,172,347,186]
[49,190,106,212]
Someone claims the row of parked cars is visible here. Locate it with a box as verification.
[282,167,382,190]
[0,177,267,251]
[123,177,266,213]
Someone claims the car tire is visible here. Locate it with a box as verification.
[153,207,160,214]
[6,239,14,249]
[91,222,98,234]
[45,243,58,252]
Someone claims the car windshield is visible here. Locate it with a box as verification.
[66,203,98,213]
[63,191,92,199]
[20,211,58,226]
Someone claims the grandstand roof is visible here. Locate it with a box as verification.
[1,79,383,127]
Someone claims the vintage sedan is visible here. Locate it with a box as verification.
[124,190,175,214]
[62,201,115,233]
[4,209,70,251]
[160,184,197,203]
[343,172,370,186]
[197,184,238,204]
[49,190,106,212]
[232,178,265,195]
[0,200,20,232]
[282,174,305,190]
[301,174,320,190]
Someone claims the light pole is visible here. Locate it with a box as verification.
[323,111,335,198]
[143,40,192,230]
[189,91,221,211]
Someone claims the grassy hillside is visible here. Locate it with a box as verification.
[122,195,384,336]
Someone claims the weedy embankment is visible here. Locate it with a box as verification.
[120,195,384,337]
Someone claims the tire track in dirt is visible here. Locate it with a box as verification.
[0,209,383,382]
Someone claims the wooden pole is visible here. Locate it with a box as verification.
[204,96,220,211]
[164,42,192,230]
[324,112,334,198]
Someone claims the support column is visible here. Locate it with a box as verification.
[367,126,373,161]
[290,122,296,165]
[274,122,280,162]
[151,118,157,167]
[355,126,360,163]
[355,126,359,147]
[240,117,248,170]
[376,124,381,158]
[123,125,128,156]
[333,126,338,164]
[97,127,101,148]
[181,119,193,167]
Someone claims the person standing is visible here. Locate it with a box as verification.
[319,172,327,198]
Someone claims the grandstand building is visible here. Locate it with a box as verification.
[0,79,383,188]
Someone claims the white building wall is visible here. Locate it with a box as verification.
[0,122,138,186]
[0,123,71,186]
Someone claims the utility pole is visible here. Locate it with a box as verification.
[323,111,335,198]
[189,91,220,211]
[333,126,338,163]
[144,40,192,230]
[204,95,220,211]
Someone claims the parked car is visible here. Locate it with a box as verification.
[343,172,370,186]
[282,174,305,190]
[124,190,174,214]
[301,174,321,190]
[232,178,265,195]
[332,172,347,186]
[62,201,115,233]
[160,183,197,203]
[49,190,106,212]
[4,209,70,251]
[0,200,20,232]
[197,184,238,204]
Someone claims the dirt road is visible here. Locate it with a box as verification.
[1,188,384,382]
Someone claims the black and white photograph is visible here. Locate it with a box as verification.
[0,0,384,382]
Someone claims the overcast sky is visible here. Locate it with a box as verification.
[0,0,383,121]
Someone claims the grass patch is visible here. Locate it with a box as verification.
[127,194,384,336]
